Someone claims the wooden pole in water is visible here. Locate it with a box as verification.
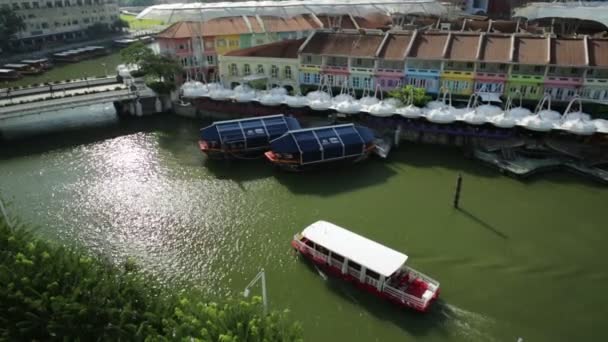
[453,174,462,209]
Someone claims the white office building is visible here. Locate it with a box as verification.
[4,0,119,48]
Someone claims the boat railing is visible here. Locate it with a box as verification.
[403,266,440,289]
[327,256,344,269]
[293,238,328,263]
[365,275,379,288]
[382,283,426,307]
[347,266,360,279]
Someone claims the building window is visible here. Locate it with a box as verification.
[255,39,264,45]
[206,55,214,65]
[499,64,506,71]
[305,55,312,64]
[229,63,238,76]
[284,66,292,79]
[513,65,519,71]
[257,64,264,74]
[313,73,320,84]
[12,3,19,10]
[447,62,454,68]
[570,68,578,75]
[534,66,543,73]
[243,64,251,76]
[352,76,360,88]
[229,40,238,47]
[479,63,486,70]
[303,73,311,83]
[205,41,214,49]
[466,62,474,69]
[216,39,226,48]
[33,2,40,8]
[327,74,334,86]
[271,65,279,78]
[363,77,371,88]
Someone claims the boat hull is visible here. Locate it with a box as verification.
[265,150,373,172]
[291,240,439,312]
[199,140,268,160]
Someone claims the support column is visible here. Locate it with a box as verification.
[359,266,366,283]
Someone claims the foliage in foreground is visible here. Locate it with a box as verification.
[0,215,302,341]
[388,85,432,107]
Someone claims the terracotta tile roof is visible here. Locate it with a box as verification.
[463,19,490,32]
[224,38,305,59]
[513,36,548,64]
[356,13,392,29]
[550,38,587,66]
[490,20,518,34]
[301,31,385,57]
[479,34,512,62]
[156,15,317,39]
[156,18,258,39]
[588,38,608,67]
[378,32,413,60]
[445,33,480,61]
[407,32,449,59]
[259,15,320,33]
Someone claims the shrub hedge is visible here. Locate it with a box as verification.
[0,214,302,341]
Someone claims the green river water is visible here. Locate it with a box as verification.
[0,113,607,342]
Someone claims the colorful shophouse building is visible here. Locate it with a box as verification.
[155,14,387,81]
[214,28,608,103]
[219,39,305,92]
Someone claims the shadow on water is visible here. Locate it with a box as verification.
[274,158,397,196]
[389,143,500,179]
[457,208,508,239]
[297,256,450,338]
[0,114,192,159]
[204,158,274,185]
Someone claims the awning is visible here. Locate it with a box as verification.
[514,1,608,28]
[242,74,268,81]
[137,0,448,23]
[477,92,502,103]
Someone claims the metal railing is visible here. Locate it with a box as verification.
[382,283,426,307]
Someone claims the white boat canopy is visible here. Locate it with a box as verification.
[302,220,408,278]
[137,0,448,22]
[514,1,608,28]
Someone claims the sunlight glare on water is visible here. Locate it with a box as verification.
[1,116,607,342]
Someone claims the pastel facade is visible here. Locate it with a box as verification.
[156,14,387,81]
[294,29,608,103]
[219,39,304,92]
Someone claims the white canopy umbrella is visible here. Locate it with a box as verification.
[514,1,608,29]
[137,0,448,23]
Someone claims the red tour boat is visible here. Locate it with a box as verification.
[292,220,440,312]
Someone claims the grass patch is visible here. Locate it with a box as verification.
[121,14,165,30]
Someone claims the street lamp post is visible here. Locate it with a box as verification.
[243,269,268,315]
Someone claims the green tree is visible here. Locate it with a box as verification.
[0,7,26,50]
[388,85,432,107]
[85,23,111,38]
[120,42,154,71]
[0,210,302,341]
[141,54,182,81]
[112,18,130,32]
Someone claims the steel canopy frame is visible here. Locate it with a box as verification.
[514,1,608,29]
[136,0,448,23]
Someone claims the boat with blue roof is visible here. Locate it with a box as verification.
[264,123,376,171]
[199,114,301,159]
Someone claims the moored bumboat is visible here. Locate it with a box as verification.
[292,220,440,312]
[199,114,301,159]
[265,124,376,171]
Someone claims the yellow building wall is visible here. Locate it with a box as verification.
[215,35,242,55]
[440,71,475,96]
